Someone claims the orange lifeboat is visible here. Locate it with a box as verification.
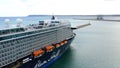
[60,41,64,45]
[45,45,54,52]
[64,40,68,44]
[33,49,45,57]
[55,44,61,48]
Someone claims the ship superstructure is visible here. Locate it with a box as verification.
[0,16,75,68]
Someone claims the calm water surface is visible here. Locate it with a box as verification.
[49,20,120,68]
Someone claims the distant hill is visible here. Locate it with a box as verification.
[27,14,120,21]
[28,15,50,17]
[28,14,120,17]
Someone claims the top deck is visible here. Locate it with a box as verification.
[0,19,70,36]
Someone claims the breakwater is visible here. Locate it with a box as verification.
[71,23,91,30]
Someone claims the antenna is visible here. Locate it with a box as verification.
[4,19,10,28]
[16,18,23,27]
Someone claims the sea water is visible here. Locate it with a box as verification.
[49,20,120,68]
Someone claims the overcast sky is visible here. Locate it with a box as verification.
[0,0,120,16]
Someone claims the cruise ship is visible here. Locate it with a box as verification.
[0,16,75,68]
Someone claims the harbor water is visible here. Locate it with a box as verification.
[49,20,120,68]
[1,16,120,68]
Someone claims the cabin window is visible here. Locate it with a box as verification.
[2,54,4,57]
[0,31,2,35]
[39,21,44,25]
[0,58,1,62]
[0,54,1,58]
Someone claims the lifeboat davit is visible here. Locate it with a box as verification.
[55,44,61,48]
[45,45,55,52]
[33,49,45,57]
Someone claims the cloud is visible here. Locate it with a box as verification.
[104,0,116,1]
[0,0,120,16]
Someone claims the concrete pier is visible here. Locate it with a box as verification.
[71,23,91,30]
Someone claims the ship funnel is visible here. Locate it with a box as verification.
[51,15,55,20]
[4,19,10,28]
[16,18,23,27]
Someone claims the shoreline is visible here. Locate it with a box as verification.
[73,19,120,22]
